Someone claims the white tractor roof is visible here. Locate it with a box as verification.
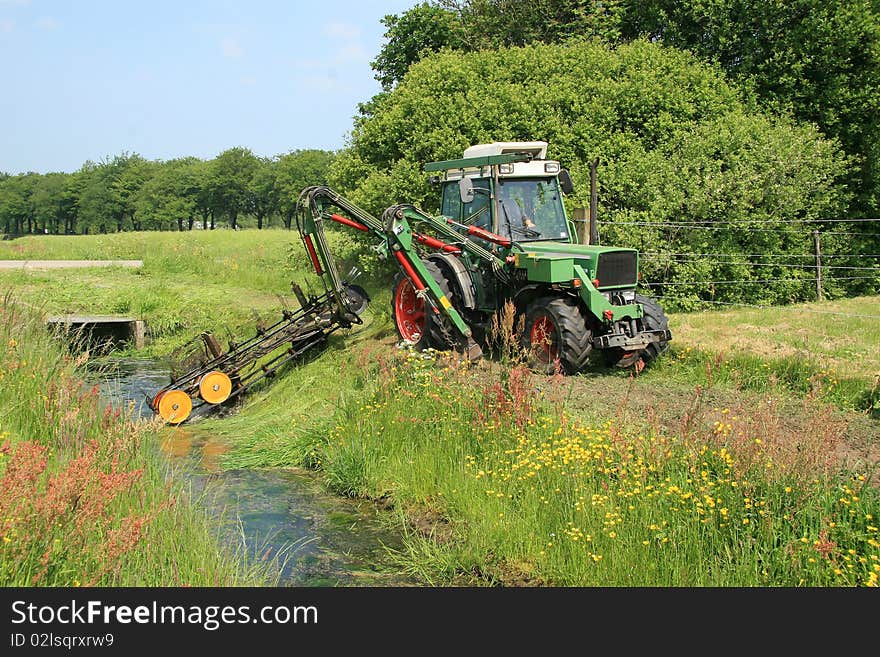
[463,141,548,160]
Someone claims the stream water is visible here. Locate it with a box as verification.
[88,357,417,587]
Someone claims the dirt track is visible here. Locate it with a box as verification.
[0,260,143,269]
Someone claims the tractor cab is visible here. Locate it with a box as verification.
[427,141,575,248]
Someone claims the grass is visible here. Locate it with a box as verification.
[1,230,878,586]
[210,344,880,586]
[0,294,275,586]
[0,228,385,357]
[669,296,880,382]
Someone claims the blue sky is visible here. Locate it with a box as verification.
[0,0,418,174]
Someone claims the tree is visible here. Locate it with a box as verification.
[247,157,279,230]
[111,152,156,231]
[371,2,465,91]
[211,147,259,230]
[76,161,120,234]
[31,173,75,234]
[622,0,880,215]
[370,1,880,216]
[446,0,625,48]
[134,158,200,231]
[275,149,336,229]
[0,174,38,235]
[190,160,219,229]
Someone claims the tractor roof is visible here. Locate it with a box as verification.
[463,141,548,160]
[424,141,553,174]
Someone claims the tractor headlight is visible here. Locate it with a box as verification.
[499,163,514,174]
[544,162,560,173]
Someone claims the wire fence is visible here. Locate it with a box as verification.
[647,296,880,320]
[594,216,880,317]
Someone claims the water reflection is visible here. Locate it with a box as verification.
[89,357,416,587]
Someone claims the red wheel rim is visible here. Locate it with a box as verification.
[393,277,426,343]
[530,314,559,362]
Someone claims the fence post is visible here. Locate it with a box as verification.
[589,158,599,245]
[813,229,824,301]
[572,207,589,244]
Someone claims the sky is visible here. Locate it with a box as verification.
[0,0,419,174]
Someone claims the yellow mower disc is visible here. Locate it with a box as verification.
[198,370,233,404]
[157,389,192,425]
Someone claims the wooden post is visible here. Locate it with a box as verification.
[813,229,823,301]
[589,158,600,245]
[572,207,589,244]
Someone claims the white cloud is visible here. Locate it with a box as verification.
[292,57,324,70]
[0,19,13,33]
[322,22,360,40]
[333,43,369,65]
[220,37,243,58]
[239,75,256,86]
[302,74,348,93]
[34,16,60,31]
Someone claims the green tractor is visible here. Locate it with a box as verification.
[399,141,670,373]
[297,141,671,375]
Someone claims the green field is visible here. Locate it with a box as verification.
[1,230,878,586]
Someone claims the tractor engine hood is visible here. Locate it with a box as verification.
[512,242,639,288]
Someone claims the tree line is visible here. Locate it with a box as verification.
[0,148,334,235]
[371,0,880,218]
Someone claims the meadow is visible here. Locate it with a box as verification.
[1,229,877,586]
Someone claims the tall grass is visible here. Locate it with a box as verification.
[225,345,879,586]
[0,295,272,586]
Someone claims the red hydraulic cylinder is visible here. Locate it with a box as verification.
[330,213,369,232]
[393,251,426,291]
[445,218,511,247]
[466,225,511,247]
[303,235,323,275]
[414,232,461,254]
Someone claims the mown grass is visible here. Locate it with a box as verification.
[0,229,384,357]
[668,296,880,382]
[0,295,274,586]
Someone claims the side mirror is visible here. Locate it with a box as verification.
[558,169,574,195]
[459,177,475,203]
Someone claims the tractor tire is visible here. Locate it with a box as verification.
[391,260,453,351]
[606,293,671,371]
[424,262,460,352]
[521,296,593,375]
[636,293,671,365]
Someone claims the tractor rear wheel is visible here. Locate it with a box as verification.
[391,260,451,350]
[425,262,460,351]
[521,296,593,374]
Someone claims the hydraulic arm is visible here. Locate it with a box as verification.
[296,186,489,358]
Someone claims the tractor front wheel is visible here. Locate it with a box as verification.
[521,296,593,375]
[607,293,671,371]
